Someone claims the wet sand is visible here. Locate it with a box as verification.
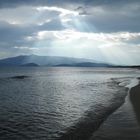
[91,82,140,140]
[130,82,140,126]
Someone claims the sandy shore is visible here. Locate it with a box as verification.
[130,82,140,126]
[91,81,140,140]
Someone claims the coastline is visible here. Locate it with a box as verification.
[91,78,140,140]
[56,80,130,140]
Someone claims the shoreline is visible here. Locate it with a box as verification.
[56,80,129,140]
[90,78,140,140]
[56,78,140,140]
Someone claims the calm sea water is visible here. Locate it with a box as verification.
[0,67,139,140]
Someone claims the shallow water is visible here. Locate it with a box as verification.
[0,67,139,140]
[91,92,140,140]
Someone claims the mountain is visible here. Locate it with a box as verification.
[0,55,111,67]
[55,62,112,67]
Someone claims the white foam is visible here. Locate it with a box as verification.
[125,78,139,89]
[118,78,139,89]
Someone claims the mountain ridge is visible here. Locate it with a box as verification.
[0,55,139,68]
[0,55,111,67]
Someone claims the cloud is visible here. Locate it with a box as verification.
[0,12,66,47]
[37,18,66,31]
[0,21,34,45]
[0,1,140,64]
[0,0,139,8]
[0,1,140,33]
[68,3,140,33]
[14,46,39,50]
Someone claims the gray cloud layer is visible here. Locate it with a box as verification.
[0,0,139,64]
[0,0,139,8]
[0,0,140,32]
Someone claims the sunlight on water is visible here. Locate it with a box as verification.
[0,67,139,139]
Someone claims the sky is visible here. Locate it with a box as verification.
[0,0,140,65]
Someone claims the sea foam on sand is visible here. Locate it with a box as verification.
[115,77,140,89]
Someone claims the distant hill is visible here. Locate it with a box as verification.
[0,55,111,67]
[55,62,112,67]
[0,55,139,68]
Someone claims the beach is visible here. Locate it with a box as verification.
[91,79,140,140]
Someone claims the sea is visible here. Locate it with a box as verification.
[0,67,139,140]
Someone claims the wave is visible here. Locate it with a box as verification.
[56,80,129,140]
[0,73,139,140]
[112,77,140,89]
[56,77,140,140]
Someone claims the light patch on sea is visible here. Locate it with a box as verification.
[0,67,139,140]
